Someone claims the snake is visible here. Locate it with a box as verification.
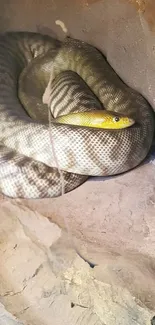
[0,31,154,199]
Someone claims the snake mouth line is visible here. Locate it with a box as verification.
[53,120,138,131]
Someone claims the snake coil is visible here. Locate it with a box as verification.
[0,32,154,198]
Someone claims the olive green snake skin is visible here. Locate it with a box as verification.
[0,31,154,198]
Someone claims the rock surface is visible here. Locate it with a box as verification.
[0,200,154,325]
[0,0,155,324]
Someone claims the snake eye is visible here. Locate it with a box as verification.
[113,116,120,122]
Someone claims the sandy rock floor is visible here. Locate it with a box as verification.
[0,199,154,325]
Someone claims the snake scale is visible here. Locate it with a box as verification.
[0,31,154,199]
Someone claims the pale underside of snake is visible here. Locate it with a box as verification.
[0,31,154,199]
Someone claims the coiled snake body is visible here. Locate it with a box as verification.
[0,31,154,198]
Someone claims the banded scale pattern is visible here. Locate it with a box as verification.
[19,70,103,120]
[0,32,154,198]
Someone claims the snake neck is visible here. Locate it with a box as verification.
[47,38,153,123]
